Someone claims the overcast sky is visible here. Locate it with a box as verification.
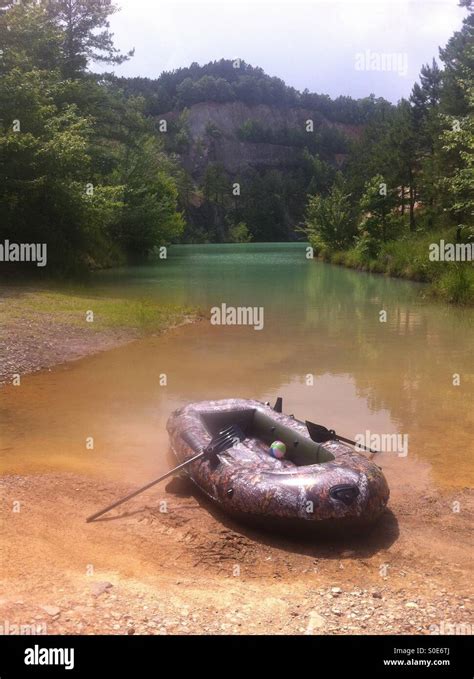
[100,0,468,102]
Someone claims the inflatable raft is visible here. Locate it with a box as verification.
[167,398,390,531]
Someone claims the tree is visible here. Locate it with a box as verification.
[439,74,474,223]
[439,1,474,115]
[46,0,133,78]
[358,175,398,244]
[0,0,183,273]
[229,222,252,243]
[0,62,126,271]
[114,137,184,256]
[304,181,355,251]
[303,151,335,196]
[388,101,420,231]
[411,59,442,112]
[437,3,474,224]
[0,2,62,71]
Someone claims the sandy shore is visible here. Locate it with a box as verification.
[0,472,472,635]
[0,287,199,386]
[0,316,137,386]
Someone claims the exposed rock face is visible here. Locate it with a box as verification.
[193,138,302,176]
[183,101,361,141]
[166,101,362,178]
[162,101,364,240]
[186,101,312,139]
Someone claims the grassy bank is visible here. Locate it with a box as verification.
[0,288,201,385]
[1,290,199,334]
[316,229,474,305]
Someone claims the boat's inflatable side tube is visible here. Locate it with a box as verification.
[180,430,204,455]
[167,399,390,527]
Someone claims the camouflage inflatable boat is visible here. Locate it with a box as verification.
[167,398,389,531]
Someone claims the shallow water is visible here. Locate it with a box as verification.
[1,243,473,489]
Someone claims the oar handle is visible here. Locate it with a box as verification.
[86,450,204,523]
[85,427,243,524]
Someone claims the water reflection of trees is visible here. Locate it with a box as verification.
[206,259,473,451]
[274,261,473,448]
[92,247,473,474]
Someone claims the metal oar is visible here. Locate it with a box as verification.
[86,425,245,523]
[305,420,380,457]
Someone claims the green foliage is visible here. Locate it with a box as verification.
[236,168,306,242]
[115,136,185,256]
[327,229,474,305]
[115,59,392,123]
[303,2,474,304]
[358,174,399,244]
[439,4,474,115]
[434,265,474,305]
[0,2,63,72]
[1,0,473,301]
[177,75,235,108]
[304,152,336,196]
[205,121,223,139]
[0,0,183,276]
[228,222,252,243]
[304,182,355,251]
[237,120,349,157]
[439,63,474,221]
[46,0,134,78]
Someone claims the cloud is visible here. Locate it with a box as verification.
[101,0,467,101]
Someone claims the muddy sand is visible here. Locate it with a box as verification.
[1,471,472,635]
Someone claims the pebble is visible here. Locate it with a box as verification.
[308,613,325,630]
[91,581,113,598]
[41,606,60,617]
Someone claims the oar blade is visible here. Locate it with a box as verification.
[209,424,245,454]
[306,420,334,443]
[181,424,245,457]
[306,420,379,455]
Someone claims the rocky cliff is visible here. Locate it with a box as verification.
[165,101,363,178]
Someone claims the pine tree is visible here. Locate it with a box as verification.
[46,0,134,78]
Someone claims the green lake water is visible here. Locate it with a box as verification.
[2,243,473,490]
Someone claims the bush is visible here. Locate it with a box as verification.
[434,265,474,305]
[303,183,356,250]
[323,227,474,305]
[228,222,253,243]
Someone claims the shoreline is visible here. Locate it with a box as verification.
[318,254,474,306]
[306,225,474,306]
[0,288,201,386]
[1,471,472,635]
[315,244,474,307]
